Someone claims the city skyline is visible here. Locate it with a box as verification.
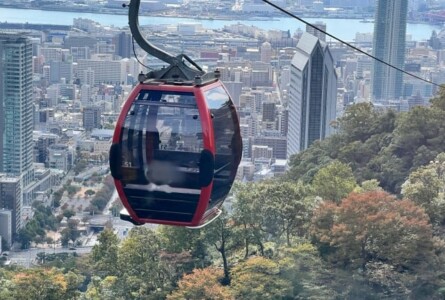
[0,0,443,241]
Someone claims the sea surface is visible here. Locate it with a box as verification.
[0,7,441,41]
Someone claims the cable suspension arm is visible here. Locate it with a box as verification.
[127,0,178,65]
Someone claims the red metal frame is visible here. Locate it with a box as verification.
[112,80,225,227]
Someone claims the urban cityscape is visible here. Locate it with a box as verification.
[1,0,445,298]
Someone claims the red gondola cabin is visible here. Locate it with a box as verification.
[110,79,242,227]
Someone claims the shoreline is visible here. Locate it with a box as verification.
[0,4,438,26]
[0,4,379,22]
[0,4,440,38]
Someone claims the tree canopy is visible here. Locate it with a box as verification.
[311,191,434,270]
[4,87,445,300]
[287,95,445,194]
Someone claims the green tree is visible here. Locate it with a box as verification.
[337,102,379,142]
[16,228,33,249]
[286,139,334,183]
[312,160,357,203]
[84,189,96,197]
[249,181,314,245]
[159,225,210,270]
[386,105,445,192]
[116,227,171,299]
[233,180,315,256]
[402,153,445,225]
[367,148,407,193]
[60,219,80,247]
[203,211,238,285]
[62,209,76,219]
[159,226,202,253]
[109,200,123,217]
[16,203,59,248]
[91,229,120,277]
[353,179,383,194]
[73,159,88,175]
[284,99,443,195]
[232,182,265,258]
[277,244,335,299]
[392,106,443,161]
[430,85,445,111]
[231,256,293,299]
[84,276,121,300]
[66,185,80,197]
[0,269,14,300]
[63,271,84,299]
[52,188,64,207]
[90,176,115,212]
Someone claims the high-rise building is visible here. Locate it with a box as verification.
[0,32,36,238]
[223,81,243,108]
[77,59,126,85]
[34,133,59,165]
[0,176,21,239]
[0,33,34,184]
[253,136,287,160]
[262,102,276,122]
[49,60,73,84]
[287,32,337,157]
[279,110,289,136]
[114,31,132,59]
[48,144,72,172]
[0,209,13,247]
[372,0,408,101]
[81,68,95,86]
[306,22,326,42]
[83,106,102,131]
[260,41,272,64]
[81,84,93,106]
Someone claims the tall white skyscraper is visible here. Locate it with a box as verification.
[287,32,337,157]
[372,0,408,101]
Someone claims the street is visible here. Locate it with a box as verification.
[7,246,93,267]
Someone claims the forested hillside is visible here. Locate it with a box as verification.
[2,90,445,299]
[287,88,445,194]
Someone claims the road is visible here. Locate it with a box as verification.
[7,246,93,267]
[104,189,118,215]
[9,175,134,268]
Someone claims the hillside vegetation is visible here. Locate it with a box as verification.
[2,89,445,299]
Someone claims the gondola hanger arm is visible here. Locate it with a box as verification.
[124,0,205,81]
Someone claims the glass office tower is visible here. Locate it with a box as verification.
[288,32,337,156]
[0,33,34,184]
[0,32,34,237]
[372,0,408,101]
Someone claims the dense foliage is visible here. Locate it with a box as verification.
[88,175,115,214]
[3,91,445,299]
[16,203,58,249]
[287,91,445,194]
